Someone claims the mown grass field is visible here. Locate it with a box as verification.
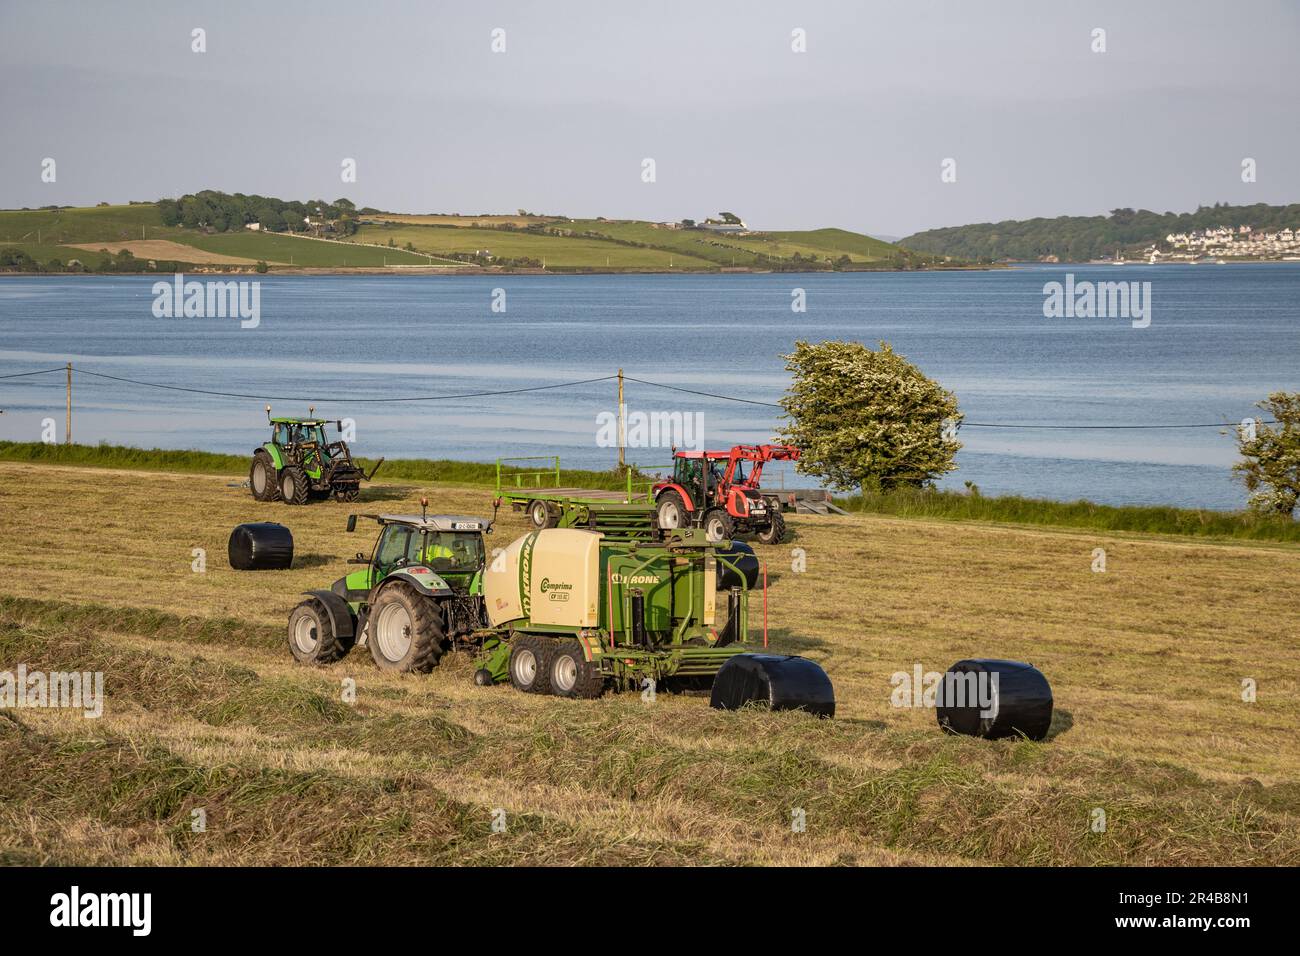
[1,459,1297,866]
[556,220,900,267]
[350,223,717,269]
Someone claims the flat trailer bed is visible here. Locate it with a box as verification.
[494,456,660,534]
[517,487,649,502]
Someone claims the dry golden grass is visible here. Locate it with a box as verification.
[64,240,276,265]
[1,461,1297,866]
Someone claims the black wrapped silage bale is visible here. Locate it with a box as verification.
[228,522,294,571]
[715,541,760,590]
[935,659,1053,741]
[710,653,835,717]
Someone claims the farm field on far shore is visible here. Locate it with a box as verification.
[1,460,1296,866]
[349,223,717,268]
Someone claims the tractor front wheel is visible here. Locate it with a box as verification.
[250,451,280,502]
[549,640,604,699]
[756,511,787,545]
[703,508,733,543]
[655,491,688,532]
[333,487,359,503]
[508,635,553,694]
[279,466,310,505]
[287,599,354,665]
[368,583,445,672]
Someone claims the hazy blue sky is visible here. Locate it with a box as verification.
[2,0,1296,236]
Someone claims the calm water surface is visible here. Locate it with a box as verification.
[1,264,1297,509]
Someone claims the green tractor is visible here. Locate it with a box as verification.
[286,500,490,672]
[250,405,383,505]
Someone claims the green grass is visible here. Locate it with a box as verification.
[842,484,1300,542]
[0,441,638,491]
[559,220,912,267]
[0,242,119,268]
[766,228,901,260]
[2,440,1295,542]
[0,204,164,244]
[180,232,430,267]
[350,223,715,269]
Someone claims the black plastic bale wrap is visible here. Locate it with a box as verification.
[710,653,835,717]
[715,541,760,590]
[935,659,1053,741]
[228,522,294,571]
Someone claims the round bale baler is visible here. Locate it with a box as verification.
[474,527,834,714]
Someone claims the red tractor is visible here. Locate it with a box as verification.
[653,444,798,545]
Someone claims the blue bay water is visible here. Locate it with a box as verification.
[0,263,1297,510]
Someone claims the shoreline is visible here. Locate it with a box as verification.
[0,263,1003,278]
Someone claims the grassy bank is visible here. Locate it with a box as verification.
[0,441,639,492]
[843,485,1300,543]
[3,440,1295,543]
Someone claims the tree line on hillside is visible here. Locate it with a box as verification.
[901,203,1300,261]
[157,191,367,236]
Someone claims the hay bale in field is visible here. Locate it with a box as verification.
[228,522,293,571]
[936,659,1053,741]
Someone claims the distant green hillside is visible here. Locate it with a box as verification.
[0,196,945,273]
[902,202,1300,262]
[0,202,429,270]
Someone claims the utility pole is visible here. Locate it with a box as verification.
[65,362,72,445]
[617,368,625,473]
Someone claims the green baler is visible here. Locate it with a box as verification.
[475,526,834,714]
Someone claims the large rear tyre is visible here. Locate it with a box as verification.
[250,451,280,502]
[508,635,553,694]
[279,465,310,506]
[287,598,353,665]
[655,491,688,533]
[703,508,733,543]
[549,639,605,699]
[367,583,445,673]
[756,511,786,545]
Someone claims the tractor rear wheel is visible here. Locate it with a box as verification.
[508,635,553,694]
[549,639,605,699]
[368,583,444,673]
[703,508,733,543]
[756,511,787,545]
[250,451,280,502]
[655,491,688,532]
[279,466,310,506]
[287,598,353,665]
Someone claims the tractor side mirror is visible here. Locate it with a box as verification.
[346,515,357,533]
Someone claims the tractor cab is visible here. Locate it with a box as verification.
[340,510,489,598]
